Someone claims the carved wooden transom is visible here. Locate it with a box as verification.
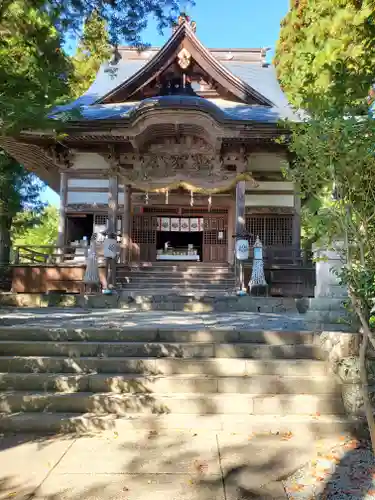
[108,134,255,193]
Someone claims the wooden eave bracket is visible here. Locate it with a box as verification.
[97,23,274,107]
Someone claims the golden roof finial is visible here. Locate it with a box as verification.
[172,12,196,33]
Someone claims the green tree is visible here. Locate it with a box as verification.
[274,0,375,111]
[12,205,59,261]
[69,10,111,99]
[0,0,187,133]
[0,1,188,266]
[0,151,44,264]
[283,107,375,451]
[0,0,72,134]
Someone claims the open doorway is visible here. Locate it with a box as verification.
[66,214,94,244]
[156,230,203,261]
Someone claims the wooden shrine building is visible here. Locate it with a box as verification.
[0,15,314,295]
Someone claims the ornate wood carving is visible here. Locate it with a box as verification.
[120,153,229,182]
[147,136,213,155]
[107,145,120,174]
[46,146,75,169]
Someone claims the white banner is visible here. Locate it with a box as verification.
[180,218,190,232]
[189,218,204,232]
[160,217,170,231]
[170,218,180,232]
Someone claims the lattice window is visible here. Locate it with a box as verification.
[131,216,156,244]
[245,215,293,247]
[203,216,227,246]
[203,229,227,246]
[94,214,122,231]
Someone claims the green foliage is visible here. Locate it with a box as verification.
[0,150,45,263]
[300,190,343,250]
[275,0,375,111]
[284,106,375,324]
[12,205,58,248]
[0,0,72,133]
[0,0,189,133]
[69,11,111,98]
[0,0,189,264]
[39,0,185,46]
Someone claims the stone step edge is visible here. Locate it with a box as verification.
[0,412,361,434]
[0,327,319,334]
[0,340,319,347]
[0,377,338,394]
[0,372,331,381]
[0,357,328,376]
[0,333,321,343]
[0,390,341,398]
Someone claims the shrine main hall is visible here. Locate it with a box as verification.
[1,16,312,296]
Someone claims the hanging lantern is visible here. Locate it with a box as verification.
[190,190,194,207]
[145,191,149,205]
[208,195,212,211]
[165,189,169,205]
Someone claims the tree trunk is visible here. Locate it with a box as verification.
[359,325,375,453]
[0,215,12,265]
[350,292,375,453]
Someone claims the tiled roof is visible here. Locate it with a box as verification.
[221,62,296,120]
[52,53,299,123]
[53,60,147,113]
[62,95,290,123]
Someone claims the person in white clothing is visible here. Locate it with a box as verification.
[103,232,119,290]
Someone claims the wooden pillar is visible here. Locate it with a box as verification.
[227,198,235,265]
[235,180,246,289]
[235,180,246,236]
[57,172,67,261]
[107,173,118,287]
[122,183,131,264]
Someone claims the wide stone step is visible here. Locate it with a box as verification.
[0,373,338,395]
[0,356,328,377]
[0,412,357,435]
[117,278,236,285]
[0,341,322,359]
[117,283,236,294]
[116,286,234,294]
[0,328,317,344]
[117,270,234,278]
[125,264,231,270]
[0,391,345,416]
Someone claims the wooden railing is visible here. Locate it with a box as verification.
[12,245,95,265]
[246,246,314,267]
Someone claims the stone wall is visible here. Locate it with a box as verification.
[318,331,375,418]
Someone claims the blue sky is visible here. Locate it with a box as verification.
[42,0,289,206]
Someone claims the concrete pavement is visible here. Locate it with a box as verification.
[0,428,347,500]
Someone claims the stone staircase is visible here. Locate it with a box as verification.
[0,327,355,435]
[116,262,236,295]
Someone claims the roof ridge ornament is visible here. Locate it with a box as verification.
[172,12,196,33]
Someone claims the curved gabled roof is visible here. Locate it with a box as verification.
[52,21,299,123]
